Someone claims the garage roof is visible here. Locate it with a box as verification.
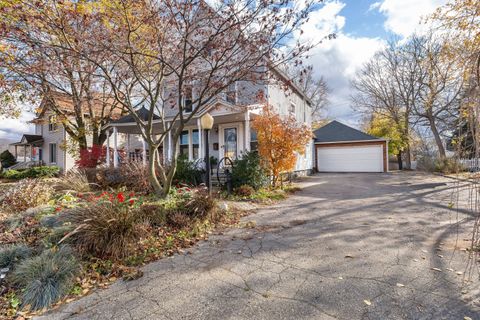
[313,120,384,144]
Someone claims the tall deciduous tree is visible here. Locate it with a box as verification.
[252,105,312,187]
[366,113,408,169]
[0,1,123,151]
[81,0,320,196]
[294,66,329,121]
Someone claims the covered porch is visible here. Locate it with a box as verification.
[10,134,44,168]
[104,105,257,168]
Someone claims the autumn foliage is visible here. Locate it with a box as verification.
[252,105,312,187]
[76,145,107,168]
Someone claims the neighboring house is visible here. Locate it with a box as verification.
[313,121,388,173]
[10,92,121,172]
[105,68,314,175]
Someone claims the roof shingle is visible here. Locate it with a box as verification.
[313,120,383,143]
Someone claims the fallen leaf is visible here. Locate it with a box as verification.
[431,267,442,272]
[396,283,405,287]
[344,255,354,258]
[364,300,372,306]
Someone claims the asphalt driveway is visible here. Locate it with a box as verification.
[41,172,480,320]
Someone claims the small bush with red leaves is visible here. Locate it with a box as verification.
[1,179,54,213]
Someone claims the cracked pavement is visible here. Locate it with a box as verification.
[39,172,480,320]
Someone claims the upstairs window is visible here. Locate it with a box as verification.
[48,115,58,132]
[289,102,296,115]
[183,86,193,113]
[226,82,237,104]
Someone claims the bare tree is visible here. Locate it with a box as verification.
[0,1,124,151]
[293,66,329,121]
[351,43,414,169]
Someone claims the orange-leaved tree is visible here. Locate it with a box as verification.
[252,105,312,187]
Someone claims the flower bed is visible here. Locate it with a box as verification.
[0,179,246,318]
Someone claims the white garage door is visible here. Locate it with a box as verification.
[317,145,384,172]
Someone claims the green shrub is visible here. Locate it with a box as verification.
[234,184,255,197]
[173,154,205,186]
[2,169,21,180]
[434,157,465,174]
[0,244,32,269]
[2,166,60,180]
[1,179,54,213]
[231,151,268,190]
[0,150,16,168]
[63,203,147,259]
[13,246,80,311]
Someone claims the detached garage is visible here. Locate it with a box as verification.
[314,121,388,173]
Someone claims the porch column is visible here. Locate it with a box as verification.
[168,122,172,161]
[197,118,203,160]
[113,126,118,168]
[142,137,147,166]
[245,111,251,152]
[106,129,111,166]
[14,145,17,160]
[126,133,130,162]
[24,145,27,162]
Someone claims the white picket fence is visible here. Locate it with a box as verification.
[459,158,480,172]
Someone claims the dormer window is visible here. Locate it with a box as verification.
[183,86,193,113]
[48,115,58,132]
[226,82,237,104]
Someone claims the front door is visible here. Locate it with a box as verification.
[223,127,238,160]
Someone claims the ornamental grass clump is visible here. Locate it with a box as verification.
[62,192,146,259]
[57,169,91,192]
[0,244,32,269]
[1,179,54,213]
[13,246,80,311]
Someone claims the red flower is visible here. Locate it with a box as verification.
[55,207,62,212]
[116,192,125,203]
[129,192,135,197]
[77,193,83,198]
[129,199,135,206]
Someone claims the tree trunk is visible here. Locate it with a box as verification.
[404,147,412,170]
[397,152,403,170]
[148,145,164,196]
[428,117,446,158]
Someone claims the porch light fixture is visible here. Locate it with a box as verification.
[201,113,214,194]
[200,112,214,130]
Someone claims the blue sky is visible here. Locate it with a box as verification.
[0,0,448,141]
[295,0,448,125]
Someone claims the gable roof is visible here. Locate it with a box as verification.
[10,134,43,146]
[32,91,123,122]
[313,120,385,144]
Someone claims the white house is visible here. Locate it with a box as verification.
[104,68,314,175]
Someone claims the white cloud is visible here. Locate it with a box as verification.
[373,0,448,38]
[0,112,35,141]
[297,1,385,126]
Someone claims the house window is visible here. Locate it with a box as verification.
[192,129,200,159]
[179,130,189,157]
[226,82,237,104]
[48,115,58,131]
[250,129,258,151]
[183,86,193,113]
[289,102,296,115]
[49,143,57,164]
